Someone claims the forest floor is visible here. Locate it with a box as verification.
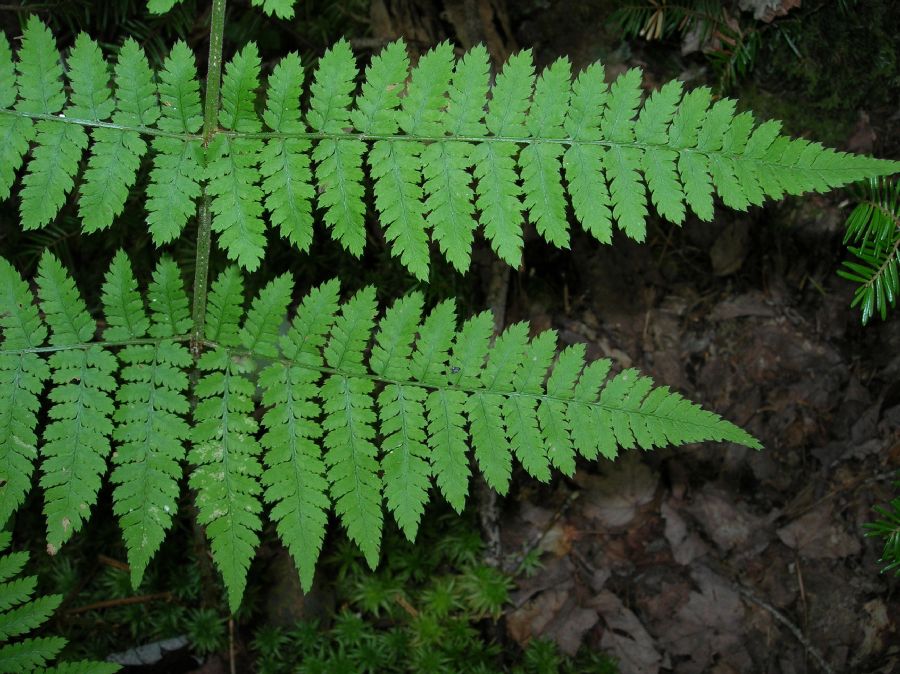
[432,1,900,672]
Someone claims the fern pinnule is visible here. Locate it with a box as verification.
[103,253,191,587]
[0,260,48,527]
[309,40,368,257]
[373,293,431,540]
[261,281,339,593]
[36,253,116,553]
[189,268,264,612]
[208,44,267,271]
[261,53,315,253]
[322,287,384,570]
[147,41,203,245]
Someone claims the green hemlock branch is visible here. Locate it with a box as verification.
[0,0,897,620]
[0,531,118,673]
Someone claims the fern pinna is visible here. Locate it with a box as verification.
[1,252,758,611]
[1,18,897,276]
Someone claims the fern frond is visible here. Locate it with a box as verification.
[372,293,430,539]
[208,44,266,271]
[520,58,571,248]
[0,25,896,273]
[0,533,119,673]
[261,53,315,252]
[309,40,367,256]
[1,252,764,609]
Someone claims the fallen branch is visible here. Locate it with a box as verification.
[737,586,835,674]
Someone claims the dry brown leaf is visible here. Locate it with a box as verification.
[580,453,658,528]
[776,504,862,559]
[656,566,748,673]
[593,591,663,674]
[662,499,709,565]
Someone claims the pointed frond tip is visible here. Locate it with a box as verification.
[0,252,762,609]
[0,24,896,272]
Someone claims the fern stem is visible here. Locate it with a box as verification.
[0,109,197,139]
[190,0,228,356]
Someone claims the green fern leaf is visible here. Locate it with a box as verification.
[251,0,296,19]
[563,62,613,242]
[101,253,190,587]
[636,80,685,224]
[15,16,65,116]
[36,253,115,552]
[0,261,49,526]
[372,294,430,538]
[376,43,454,280]
[471,323,530,493]
[208,45,266,271]
[0,58,31,199]
[351,40,407,135]
[77,37,153,233]
[520,58,571,248]
[147,257,192,338]
[261,53,315,252]
[66,33,113,122]
[322,287,383,568]
[239,274,293,358]
[146,42,203,244]
[475,50,534,267]
[602,69,647,240]
[101,251,150,342]
[504,331,556,480]
[411,301,469,511]
[147,0,183,12]
[424,45,487,272]
[537,344,583,475]
[15,18,87,230]
[191,273,293,605]
[190,270,262,612]
[309,40,367,256]
[204,266,245,346]
[261,281,338,592]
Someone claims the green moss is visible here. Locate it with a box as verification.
[751,1,900,142]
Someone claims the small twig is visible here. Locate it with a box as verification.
[97,554,130,572]
[394,593,419,619]
[508,491,580,574]
[737,586,835,674]
[67,592,172,615]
